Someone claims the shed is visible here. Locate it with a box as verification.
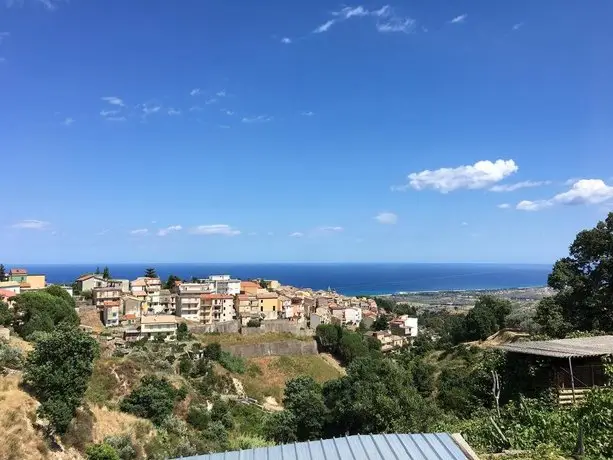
[498,335,613,405]
[174,433,479,460]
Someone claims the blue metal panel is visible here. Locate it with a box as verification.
[175,433,472,460]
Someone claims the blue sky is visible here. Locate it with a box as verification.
[1,0,613,264]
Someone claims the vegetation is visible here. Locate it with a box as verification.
[315,324,379,364]
[119,375,185,425]
[102,266,111,280]
[86,443,121,460]
[0,263,5,281]
[144,268,157,278]
[23,328,99,434]
[163,274,181,290]
[12,289,78,339]
[0,300,11,326]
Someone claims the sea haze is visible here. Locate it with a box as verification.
[19,263,551,296]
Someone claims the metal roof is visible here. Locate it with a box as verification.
[499,335,613,358]
[175,433,477,460]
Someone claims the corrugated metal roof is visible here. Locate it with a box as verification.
[499,335,613,358]
[175,433,474,460]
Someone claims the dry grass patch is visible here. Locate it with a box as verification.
[236,355,342,403]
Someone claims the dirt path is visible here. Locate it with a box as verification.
[320,353,346,376]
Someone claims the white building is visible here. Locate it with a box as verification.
[0,281,21,294]
[344,306,363,325]
[139,315,178,341]
[175,283,211,322]
[101,301,121,327]
[197,274,241,295]
[390,315,418,337]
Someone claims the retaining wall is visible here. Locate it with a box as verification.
[222,339,318,358]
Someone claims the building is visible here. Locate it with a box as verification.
[8,268,28,283]
[58,285,74,297]
[159,289,177,314]
[256,290,279,320]
[139,315,178,341]
[175,283,211,322]
[171,432,480,460]
[265,279,281,290]
[0,289,17,308]
[344,306,362,325]
[201,294,235,324]
[369,331,408,352]
[108,279,130,293]
[197,274,241,295]
[498,335,613,405]
[235,294,259,325]
[92,286,122,309]
[0,281,21,294]
[19,274,45,290]
[390,315,418,338]
[122,295,144,318]
[240,280,260,295]
[76,274,108,293]
[101,300,121,326]
[279,295,293,319]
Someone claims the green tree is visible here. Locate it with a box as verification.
[176,323,190,341]
[144,268,158,278]
[102,266,111,280]
[372,315,389,331]
[104,434,137,460]
[120,375,179,425]
[163,274,181,290]
[13,291,79,339]
[315,324,341,351]
[373,297,396,312]
[44,284,76,309]
[23,329,99,434]
[95,266,101,275]
[0,300,12,326]
[264,410,298,443]
[283,376,326,441]
[338,331,369,364]
[535,297,567,338]
[323,356,444,436]
[86,443,120,460]
[0,264,6,281]
[461,296,512,342]
[203,342,222,361]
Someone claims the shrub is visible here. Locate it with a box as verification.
[218,351,246,374]
[104,434,138,460]
[85,443,120,460]
[0,341,24,370]
[120,376,180,425]
[246,319,260,327]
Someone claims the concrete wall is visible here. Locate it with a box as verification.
[222,339,318,358]
[189,320,240,334]
[241,319,313,336]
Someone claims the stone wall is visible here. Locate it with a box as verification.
[222,339,318,358]
[241,319,314,336]
[189,320,240,334]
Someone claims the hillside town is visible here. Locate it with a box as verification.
[0,266,419,352]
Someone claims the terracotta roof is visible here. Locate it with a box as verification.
[77,273,99,281]
[241,281,260,289]
[257,292,279,299]
[103,300,120,307]
[10,268,27,275]
[174,280,182,286]
[132,292,147,297]
[121,314,137,320]
[131,279,147,287]
[201,293,233,300]
[140,315,177,324]
[0,289,16,299]
[19,282,31,288]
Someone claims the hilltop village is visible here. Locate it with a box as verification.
[0,267,419,352]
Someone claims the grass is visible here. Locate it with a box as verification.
[235,355,342,403]
[195,332,313,346]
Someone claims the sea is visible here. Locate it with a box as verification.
[21,263,551,296]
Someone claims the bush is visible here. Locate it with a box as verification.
[0,341,24,370]
[13,291,79,339]
[86,443,120,460]
[104,434,137,460]
[218,351,246,374]
[0,301,12,326]
[120,376,181,425]
[187,405,210,431]
[246,319,261,327]
[203,342,222,361]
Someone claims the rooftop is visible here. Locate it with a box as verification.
[174,433,477,460]
[9,268,27,275]
[141,315,177,324]
[0,289,17,299]
[0,281,20,288]
[201,293,234,300]
[499,335,613,358]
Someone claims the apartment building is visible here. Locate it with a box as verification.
[389,316,418,338]
[0,281,21,294]
[92,286,122,309]
[159,289,177,314]
[108,279,130,293]
[201,294,235,324]
[101,300,121,327]
[76,274,108,293]
[240,281,260,295]
[234,294,259,325]
[256,290,279,320]
[175,283,210,322]
[197,274,241,295]
[139,315,178,341]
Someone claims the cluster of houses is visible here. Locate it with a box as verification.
[1,268,419,350]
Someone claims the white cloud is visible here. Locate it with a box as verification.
[130,228,149,235]
[101,96,125,107]
[377,17,416,34]
[512,22,523,31]
[157,225,182,236]
[100,109,120,117]
[461,221,468,226]
[281,37,292,44]
[218,124,231,129]
[242,115,273,123]
[62,117,74,126]
[190,224,240,236]
[11,219,49,230]
[490,180,551,192]
[318,226,344,232]
[375,212,398,224]
[301,111,315,116]
[105,116,127,122]
[405,159,518,193]
[267,232,274,236]
[189,106,203,112]
[516,179,613,212]
[0,32,9,44]
[449,14,467,24]
[167,108,181,116]
[497,203,511,209]
[221,109,234,115]
[313,19,336,33]
[216,90,226,97]
[290,232,304,238]
[205,98,218,105]
[190,88,202,96]
[96,229,109,236]
[141,104,161,116]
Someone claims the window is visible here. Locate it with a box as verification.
[260,306,263,312]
